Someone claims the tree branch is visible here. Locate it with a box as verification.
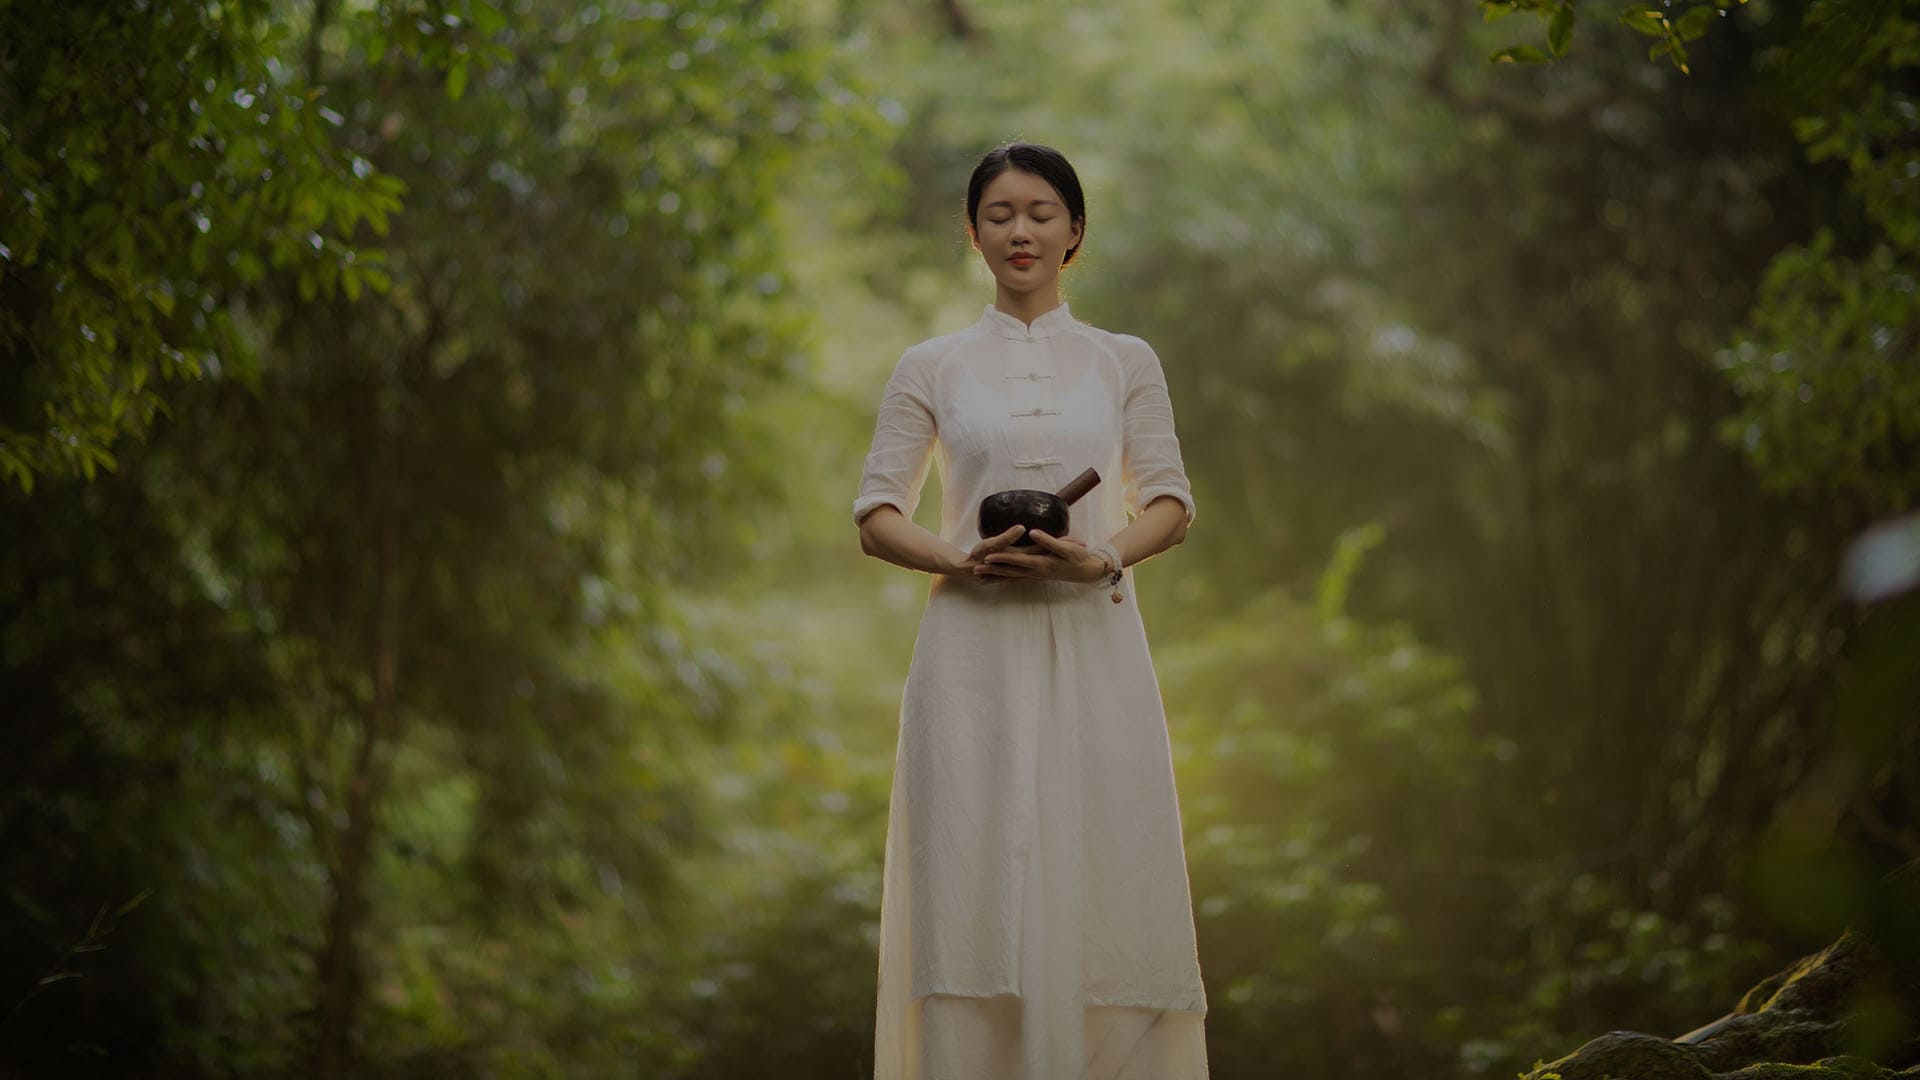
[309,0,336,85]
[935,0,984,43]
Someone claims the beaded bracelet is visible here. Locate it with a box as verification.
[1091,542,1125,604]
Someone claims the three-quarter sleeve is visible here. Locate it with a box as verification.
[1120,339,1196,525]
[853,348,938,526]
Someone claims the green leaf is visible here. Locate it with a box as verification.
[472,0,506,35]
[1547,5,1575,57]
[0,445,34,494]
[1619,5,1669,35]
[1490,44,1552,64]
[1673,4,1716,41]
[446,58,470,101]
[111,889,151,919]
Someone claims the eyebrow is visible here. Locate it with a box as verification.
[983,198,1061,209]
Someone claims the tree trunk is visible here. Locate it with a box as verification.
[313,505,399,1078]
[308,0,335,84]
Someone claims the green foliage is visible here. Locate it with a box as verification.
[1167,555,1487,1077]
[1718,9,1920,512]
[0,0,432,491]
[1167,541,1775,1079]
[1482,0,1750,71]
[1468,883,1770,1074]
[2,0,840,1074]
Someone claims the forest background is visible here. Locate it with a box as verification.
[2,0,1917,1077]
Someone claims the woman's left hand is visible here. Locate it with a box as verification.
[975,530,1105,583]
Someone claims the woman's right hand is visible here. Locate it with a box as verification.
[947,525,1028,579]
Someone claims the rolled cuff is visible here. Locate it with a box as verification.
[1134,486,1195,526]
[853,492,915,527]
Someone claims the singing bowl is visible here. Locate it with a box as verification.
[978,489,1068,547]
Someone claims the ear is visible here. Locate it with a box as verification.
[966,223,979,251]
[1069,218,1084,248]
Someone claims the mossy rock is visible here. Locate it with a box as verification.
[1524,1031,1713,1080]
[1720,1056,1913,1079]
[1688,932,1920,1072]
[1522,928,1920,1080]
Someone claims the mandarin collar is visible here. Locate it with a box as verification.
[979,302,1077,341]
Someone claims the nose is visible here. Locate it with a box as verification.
[1008,215,1033,244]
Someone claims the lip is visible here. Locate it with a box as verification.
[1008,253,1039,267]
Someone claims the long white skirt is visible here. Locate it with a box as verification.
[873,576,1209,1080]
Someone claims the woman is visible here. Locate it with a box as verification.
[854,142,1209,1080]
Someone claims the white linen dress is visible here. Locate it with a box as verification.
[853,303,1209,1080]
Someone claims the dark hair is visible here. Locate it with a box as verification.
[965,142,1087,266]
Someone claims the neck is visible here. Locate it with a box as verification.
[993,287,1063,327]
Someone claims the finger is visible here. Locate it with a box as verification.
[983,551,1049,568]
[975,562,1030,578]
[979,551,1046,571]
[1025,529,1078,556]
[972,525,1027,557]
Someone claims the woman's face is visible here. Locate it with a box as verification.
[970,167,1082,301]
